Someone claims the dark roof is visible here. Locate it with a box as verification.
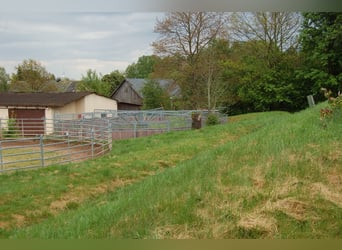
[0,92,94,107]
[65,81,81,92]
[125,79,146,95]
[111,79,143,100]
[112,78,181,98]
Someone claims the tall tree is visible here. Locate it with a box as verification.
[220,12,305,114]
[230,12,302,51]
[230,12,302,68]
[152,12,228,109]
[125,55,159,78]
[102,70,125,94]
[196,39,231,110]
[299,12,342,96]
[141,80,168,109]
[220,40,304,114]
[10,59,57,92]
[78,69,111,97]
[0,67,10,92]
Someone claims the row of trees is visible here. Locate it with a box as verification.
[149,12,341,114]
[0,60,125,96]
[1,59,57,93]
[1,12,341,114]
[0,55,158,97]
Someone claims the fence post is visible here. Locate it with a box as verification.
[91,128,94,159]
[0,141,3,171]
[39,134,45,167]
[307,95,315,107]
[107,120,112,151]
[21,119,24,137]
[81,119,84,141]
[67,132,71,162]
[134,123,137,139]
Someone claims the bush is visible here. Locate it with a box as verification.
[206,113,220,126]
[330,92,342,114]
[3,118,17,138]
[320,89,342,127]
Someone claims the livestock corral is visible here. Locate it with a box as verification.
[0,109,227,172]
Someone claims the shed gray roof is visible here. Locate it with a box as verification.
[0,92,94,107]
[125,78,181,97]
[65,81,81,92]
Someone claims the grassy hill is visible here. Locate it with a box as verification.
[0,103,341,239]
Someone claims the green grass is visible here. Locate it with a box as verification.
[0,103,341,239]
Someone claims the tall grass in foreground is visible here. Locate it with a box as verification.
[0,110,265,238]
[2,103,342,238]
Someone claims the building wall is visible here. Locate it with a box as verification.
[118,102,141,110]
[0,108,8,119]
[0,108,9,131]
[112,81,143,107]
[83,94,117,112]
[53,101,78,115]
[53,94,117,116]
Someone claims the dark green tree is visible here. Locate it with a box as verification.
[141,80,168,109]
[220,12,305,114]
[299,12,342,98]
[102,70,125,94]
[125,55,160,78]
[78,69,111,96]
[221,40,304,114]
[0,67,10,92]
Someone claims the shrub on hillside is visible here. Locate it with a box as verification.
[320,88,342,127]
[206,113,220,126]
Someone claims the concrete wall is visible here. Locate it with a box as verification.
[83,94,117,112]
[53,101,78,115]
[0,108,8,119]
[0,108,8,131]
[53,94,117,116]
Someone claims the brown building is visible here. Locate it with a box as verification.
[110,78,180,110]
[110,79,143,110]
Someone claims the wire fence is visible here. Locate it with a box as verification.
[0,109,227,172]
[0,118,112,172]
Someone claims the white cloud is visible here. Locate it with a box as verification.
[77,31,114,40]
[0,12,164,79]
[43,59,129,79]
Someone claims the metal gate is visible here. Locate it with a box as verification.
[8,109,45,136]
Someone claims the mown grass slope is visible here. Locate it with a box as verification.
[0,103,341,239]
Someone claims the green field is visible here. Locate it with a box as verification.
[0,102,341,239]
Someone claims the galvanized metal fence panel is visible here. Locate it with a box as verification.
[1,109,227,172]
[0,118,112,172]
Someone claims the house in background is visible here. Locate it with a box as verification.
[64,81,82,92]
[0,92,117,135]
[110,78,180,110]
[110,79,143,110]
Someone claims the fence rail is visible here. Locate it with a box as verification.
[0,109,227,172]
[0,118,112,172]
